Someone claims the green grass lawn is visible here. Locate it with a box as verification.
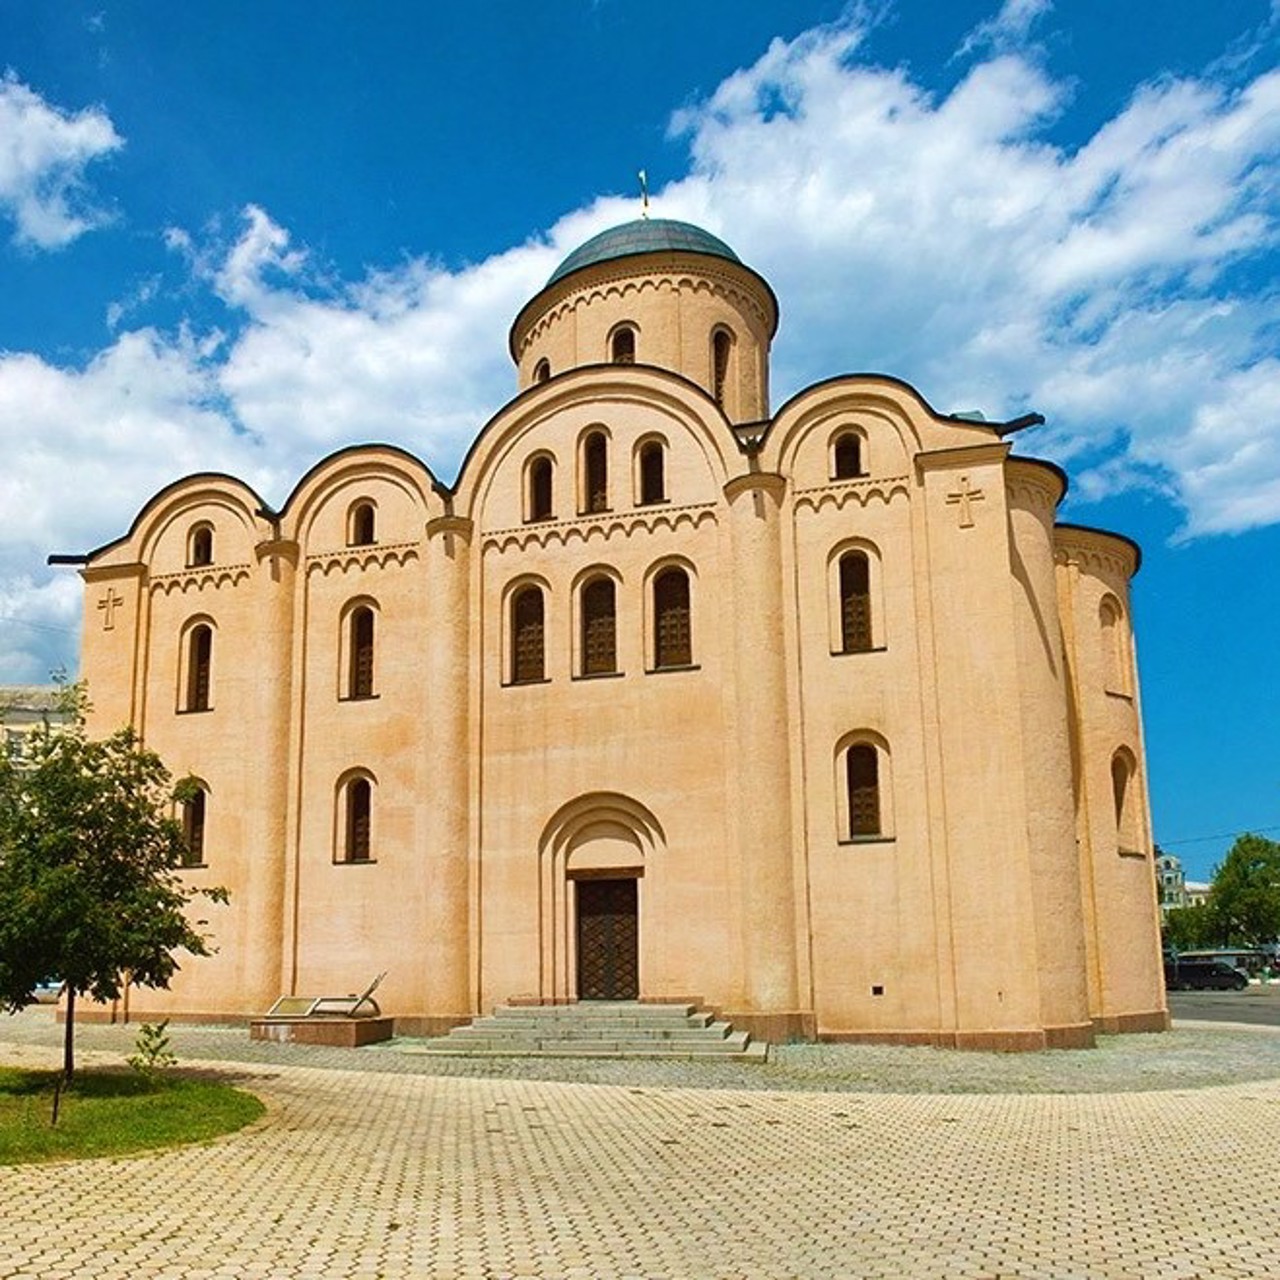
[0,1067,265,1165]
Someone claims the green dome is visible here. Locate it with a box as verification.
[547,219,742,286]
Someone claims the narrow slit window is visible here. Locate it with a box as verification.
[528,456,554,522]
[833,434,863,479]
[712,330,732,408]
[581,578,617,675]
[511,586,545,684]
[181,788,207,866]
[639,442,665,505]
[188,525,213,568]
[583,432,608,514]
[611,327,636,364]
[349,502,376,547]
[348,607,375,699]
[185,625,212,712]
[847,745,880,837]
[839,552,873,653]
[653,568,692,669]
[345,778,372,863]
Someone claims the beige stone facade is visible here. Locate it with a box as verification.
[70,219,1167,1047]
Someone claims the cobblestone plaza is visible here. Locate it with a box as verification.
[3,1012,1280,1279]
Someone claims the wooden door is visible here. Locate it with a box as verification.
[576,878,638,1000]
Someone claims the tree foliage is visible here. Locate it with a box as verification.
[0,686,226,1077]
[1205,832,1280,948]
[1161,904,1217,952]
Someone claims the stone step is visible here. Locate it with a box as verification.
[444,1021,733,1043]
[397,1000,765,1062]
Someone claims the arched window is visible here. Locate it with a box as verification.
[653,568,692,669]
[832,433,864,480]
[347,606,375,699]
[1111,750,1141,854]
[838,552,872,653]
[343,776,372,863]
[349,501,376,547]
[580,577,617,676]
[846,744,881,838]
[1100,596,1129,695]
[187,523,214,568]
[611,326,636,364]
[582,431,609,514]
[184,624,213,712]
[181,785,207,867]
[638,441,665,505]
[527,455,554,522]
[533,357,551,384]
[511,586,545,684]
[712,329,733,408]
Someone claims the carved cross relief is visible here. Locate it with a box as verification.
[97,587,124,631]
[945,475,985,529]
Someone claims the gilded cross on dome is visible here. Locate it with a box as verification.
[946,476,985,529]
[97,587,124,631]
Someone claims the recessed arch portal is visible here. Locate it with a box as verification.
[536,792,665,1002]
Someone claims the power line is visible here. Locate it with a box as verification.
[0,614,78,637]
[1160,824,1280,847]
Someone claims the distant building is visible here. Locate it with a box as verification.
[1156,850,1188,914]
[64,217,1168,1049]
[0,685,72,760]
[1184,881,1212,909]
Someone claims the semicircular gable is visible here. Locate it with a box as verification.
[452,364,738,530]
[278,443,443,551]
[92,473,267,573]
[764,374,1002,486]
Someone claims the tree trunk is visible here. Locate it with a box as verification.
[62,987,75,1081]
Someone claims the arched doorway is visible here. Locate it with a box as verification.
[536,793,664,1002]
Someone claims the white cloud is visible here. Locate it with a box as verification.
[0,74,122,249]
[958,0,1053,57]
[3,10,1280,677]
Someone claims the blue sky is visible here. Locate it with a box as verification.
[0,0,1277,880]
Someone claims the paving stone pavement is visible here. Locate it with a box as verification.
[4,1018,1280,1278]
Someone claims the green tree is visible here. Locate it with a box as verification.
[1205,833,1280,948]
[1161,904,1216,952]
[0,687,226,1078]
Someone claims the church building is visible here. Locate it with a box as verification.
[68,218,1167,1048]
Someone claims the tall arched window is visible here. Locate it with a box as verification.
[846,744,880,838]
[187,523,214,568]
[527,455,554,522]
[344,776,372,863]
[638,441,665,505]
[611,326,636,364]
[181,785,208,867]
[712,329,732,408]
[533,357,551,383]
[184,624,213,712]
[832,433,864,479]
[582,431,608,514]
[511,586,545,684]
[838,551,872,653]
[653,567,692,669]
[1100,596,1129,695]
[581,577,617,676]
[349,502,376,547]
[1111,750,1141,853]
[348,606,375,699]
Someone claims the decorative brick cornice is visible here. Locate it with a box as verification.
[482,504,717,554]
[149,565,253,596]
[305,542,422,577]
[793,474,911,514]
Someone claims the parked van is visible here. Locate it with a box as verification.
[1163,959,1249,991]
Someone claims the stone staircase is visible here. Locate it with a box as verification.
[400,1001,767,1061]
